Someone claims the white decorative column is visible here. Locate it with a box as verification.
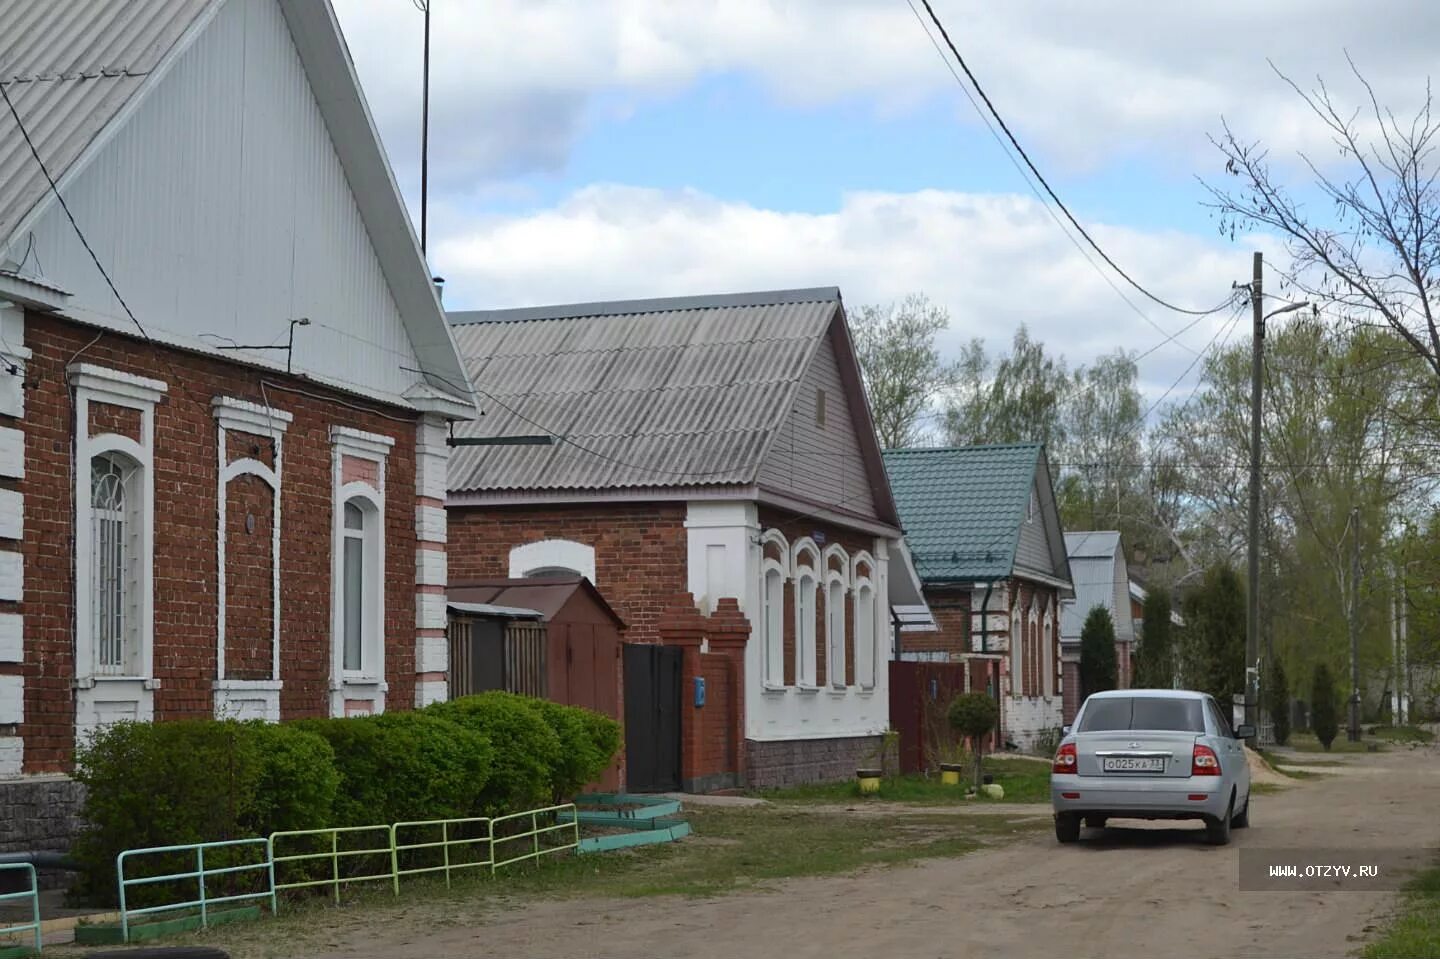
[0,302,24,775]
[413,414,449,706]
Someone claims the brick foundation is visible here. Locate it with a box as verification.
[745,734,889,790]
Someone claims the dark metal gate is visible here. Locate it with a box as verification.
[623,644,682,792]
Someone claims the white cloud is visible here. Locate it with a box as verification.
[432,184,1280,400]
[333,0,1440,185]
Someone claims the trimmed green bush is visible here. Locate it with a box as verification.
[1312,663,1339,750]
[426,692,562,813]
[528,698,621,800]
[948,692,1000,791]
[292,712,493,826]
[72,719,335,905]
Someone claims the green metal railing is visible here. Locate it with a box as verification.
[390,817,493,892]
[116,838,275,944]
[0,862,41,955]
[490,803,579,872]
[268,826,395,906]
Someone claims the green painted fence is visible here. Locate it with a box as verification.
[0,862,41,956]
[116,838,276,944]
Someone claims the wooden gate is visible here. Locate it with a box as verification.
[447,617,547,699]
[622,644,682,792]
[889,661,969,774]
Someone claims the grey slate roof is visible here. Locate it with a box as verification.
[0,0,215,248]
[882,443,1047,582]
[1060,530,1131,643]
[447,289,841,493]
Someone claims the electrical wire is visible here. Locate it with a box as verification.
[910,0,1237,320]
[1,80,153,345]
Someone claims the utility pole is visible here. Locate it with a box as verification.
[1399,572,1409,725]
[1347,506,1361,742]
[1246,251,1262,734]
[419,0,431,255]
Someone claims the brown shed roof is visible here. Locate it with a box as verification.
[448,576,626,629]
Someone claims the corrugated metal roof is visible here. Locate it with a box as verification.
[447,601,543,620]
[447,289,840,493]
[882,444,1043,582]
[1060,555,1119,641]
[0,0,217,247]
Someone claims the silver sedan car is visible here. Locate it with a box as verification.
[1050,689,1254,845]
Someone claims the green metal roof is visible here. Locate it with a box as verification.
[882,443,1043,583]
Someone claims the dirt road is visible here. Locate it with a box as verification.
[306,744,1440,959]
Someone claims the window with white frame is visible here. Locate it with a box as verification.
[1042,605,1054,697]
[855,582,876,688]
[91,452,140,676]
[827,578,846,687]
[793,539,820,687]
[763,566,785,684]
[1010,602,1022,698]
[330,426,392,710]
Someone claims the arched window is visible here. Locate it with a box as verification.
[855,581,876,689]
[341,497,379,673]
[1027,600,1040,698]
[91,453,138,675]
[827,578,847,688]
[1042,603,1054,698]
[793,538,820,687]
[1010,602,1023,699]
[759,529,790,686]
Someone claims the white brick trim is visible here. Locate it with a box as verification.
[0,613,19,662]
[0,551,20,603]
[330,425,395,460]
[0,674,23,724]
[415,680,448,708]
[416,547,446,586]
[0,488,20,541]
[416,504,446,544]
[0,427,22,479]
[67,363,167,407]
[0,738,20,778]
[415,449,448,501]
[416,592,446,631]
[416,634,448,673]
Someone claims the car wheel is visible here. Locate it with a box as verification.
[1206,795,1233,845]
[1084,815,1107,829]
[1232,795,1250,828]
[1055,812,1081,844]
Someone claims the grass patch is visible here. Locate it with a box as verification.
[1287,732,1385,754]
[86,806,1042,959]
[1363,861,1440,959]
[1248,782,1285,795]
[761,757,1050,805]
[1369,724,1435,744]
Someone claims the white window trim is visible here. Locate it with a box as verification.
[791,537,821,689]
[212,398,291,720]
[854,573,877,690]
[1027,598,1040,700]
[70,364,166,743]
[822,544,849,690]
[1042,601,1055,700]
[758,528,790,691]
[509,539,596,584]
[330,427,393,715]
[1009,602,1022,699]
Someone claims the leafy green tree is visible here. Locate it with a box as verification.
[1080,605,1119,698]
[851,293,959,449]
[948,692,1000,791]
[944,325,1071,450]
[1180,564,1245,707]
[1262,657,1291,746]
[1133,586,1175,689]
[1311,663,1339,750]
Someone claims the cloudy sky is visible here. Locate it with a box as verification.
[330,0,1437,405]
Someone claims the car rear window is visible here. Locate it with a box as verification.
[1077,697,1206,732]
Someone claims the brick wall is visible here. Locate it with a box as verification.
[17,313,419,772]
[448,503,688,645]
[746,734,888,790]
[904,584,969,658]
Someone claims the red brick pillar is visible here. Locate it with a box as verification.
[708,598,751,786]
[656,594,706,788]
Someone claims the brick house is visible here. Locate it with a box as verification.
[0,0,476,781]
[882,444,1073,752]
[1058,531,1135,722]
[445,288,929,790]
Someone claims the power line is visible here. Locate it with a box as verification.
[1,80,153,345]
[912,0,1236,320]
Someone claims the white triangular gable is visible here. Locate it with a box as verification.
[5,0,470,410]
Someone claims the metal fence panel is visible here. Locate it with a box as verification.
[490,803,580,872]
[116,838,275,943]
[269,826,396,906]
[0,862,41,954]
[390,817,493,891]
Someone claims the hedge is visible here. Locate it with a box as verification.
[71,693,620,906]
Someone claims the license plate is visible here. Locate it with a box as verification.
[1102,756,1165,773]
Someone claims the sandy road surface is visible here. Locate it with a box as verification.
[301,745,1440,959]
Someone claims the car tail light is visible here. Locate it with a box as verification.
[1191,743,1221,776]
[1187,794,1208,801]
[1052,742,1077,774]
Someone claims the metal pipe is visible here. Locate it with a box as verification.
[0,851,79,870]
